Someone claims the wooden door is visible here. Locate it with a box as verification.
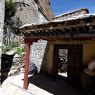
[67,44,83,84]
[53,44,83,84]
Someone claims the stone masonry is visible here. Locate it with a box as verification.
[38,0,54,20]
[12,0,54,26]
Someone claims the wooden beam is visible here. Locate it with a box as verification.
[24,43,30,90]
[24,35,95,42]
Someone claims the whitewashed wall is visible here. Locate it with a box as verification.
[0,0,5,66]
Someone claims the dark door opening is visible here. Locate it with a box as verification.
[53,44,83,84]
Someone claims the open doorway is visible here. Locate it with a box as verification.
[58,49,68,77]
[53,44,83,84]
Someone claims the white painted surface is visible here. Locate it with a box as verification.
[0,0,5,65]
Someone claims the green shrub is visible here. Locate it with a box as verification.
[11,42,18,48]
[17,47,25,55]
[3,42,18,53]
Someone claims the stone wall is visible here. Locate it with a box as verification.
[29,40,47,73]
[38,0,54,20]
[12,0,50,25]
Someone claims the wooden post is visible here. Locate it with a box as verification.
[24,43,30,89]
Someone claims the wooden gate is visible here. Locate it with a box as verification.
[53,44,83,84]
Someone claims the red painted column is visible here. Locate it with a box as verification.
[24,43,30,90]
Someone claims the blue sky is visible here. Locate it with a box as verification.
[50,0,95,16]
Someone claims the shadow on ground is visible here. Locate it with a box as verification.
[28,73,84,95]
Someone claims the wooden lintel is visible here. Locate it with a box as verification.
[23,35,95,43]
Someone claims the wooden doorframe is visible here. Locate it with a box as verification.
[52,44,69,77]
[52,44,83,83]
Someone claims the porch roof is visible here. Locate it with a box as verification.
[20,14,95,40]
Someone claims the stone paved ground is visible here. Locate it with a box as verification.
[0,73,53,95]
[0,73,85,95]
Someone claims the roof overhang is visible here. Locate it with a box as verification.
[20,14,95,42]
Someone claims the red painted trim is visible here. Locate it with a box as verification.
[24,43,30,89]
[23,36,95,43]
[24,38,38,44]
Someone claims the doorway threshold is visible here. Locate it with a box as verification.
[58,72,67,77]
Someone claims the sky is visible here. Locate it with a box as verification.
[50,0,95,16]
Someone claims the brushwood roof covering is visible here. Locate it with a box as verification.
[55,8,89,18]
[20,14,95,42]
[20,14,95,32]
